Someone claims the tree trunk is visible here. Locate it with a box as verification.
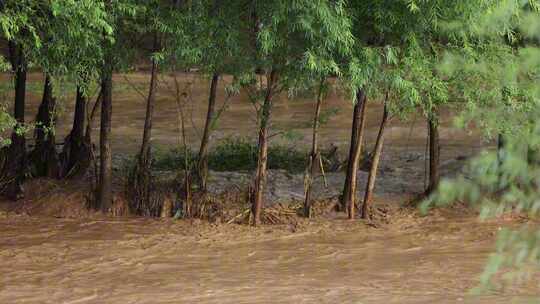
[361,101,389,219]
[251,70,277,226]
[497,133,504,186]
[138,35,160,168]
[61,86,91,177]
[178,75,192,218]
[34,75,55,145]
[426,113,440,195]
[304,79,325,218]
[31,74,60,178]
[83,89,102,204]
[497,134,505,160]
[1,42,27,200]
[73,87,87,142]
[128,34,160,216]
[85,90,102,143]
[197,73,219,192]
[341,89,367,219]
[98,65,113,212]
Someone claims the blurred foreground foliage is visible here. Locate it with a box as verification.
[423,0,540,290]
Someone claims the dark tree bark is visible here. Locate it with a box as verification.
[73,87,87,142]
[181,111,192,218]
[497,133,505,186]
[171,71,193,218]
[197,73,219,192]
[341,89,367,219]
[128,34,160,216]
[138,35,160,167]
[61,85,91,177]
[31,74,60,178]
[361,100,390,219]
[85,90,102,143]
[1,42,27,200]
[251,69,277,226]
[85,90,102,208]
[34,75,55,144]
[426,112,440,195]
[497,134,505,158]
[98,64,113,212]
[304,79,325,218]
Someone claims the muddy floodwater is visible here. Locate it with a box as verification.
[1,213,538,303]
[1,72,488,155]
[1,72,491,200]
[2,73,536,303]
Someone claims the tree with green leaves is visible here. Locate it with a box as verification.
[0,0,36,199]
[126,0,171,216]
[237,0,353,225]
[95,0,140,212]
[340,1,424,219]
[29,1,108,179]
[303,78,328,218]
[341,0,480,218]
[423,0,540,289]
[127,0,216,216]
[1,0,111,198]
[56,1,111,178]
[192,1,247,192]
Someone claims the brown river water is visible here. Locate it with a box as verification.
[1,72,487,154]
[1,212,538,304]
[2,72,537,303]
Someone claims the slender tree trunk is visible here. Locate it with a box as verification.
[2,42,27,200]
[182,114,192,218]
[171,72,193,218]
[497,134,505,157]
[73,87,87,143]
[497,134,505,165]
[85,90,102,199]
[61,85,90,177]
[252,70,277,226]
[138,35,160,167]
[128,34,160,216]
[98,64,113,212]
[497,133,507,188]
[341,89,367,219]
[197,73,219,191]
[85,90,102,143]
[361,101,390,219]
[304,79,325,218]
[426,112,440,195]
[32,74,60,178]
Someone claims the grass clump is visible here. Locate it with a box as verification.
[151,137,308,173]
[208,137,257,171]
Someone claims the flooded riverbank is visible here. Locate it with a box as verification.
[0,210,537,303]
[1,72,528,304]
[1,72,489,155]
